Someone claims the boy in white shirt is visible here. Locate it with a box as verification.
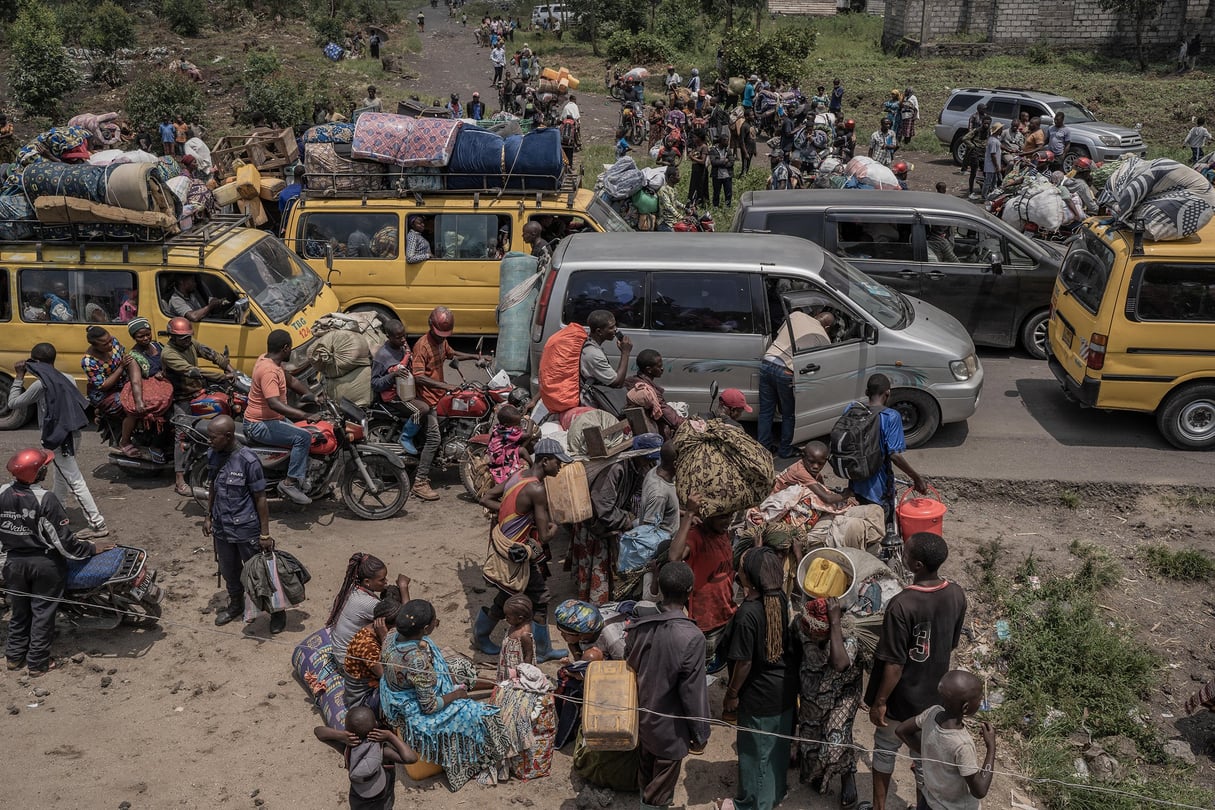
[1185,116,1212,163]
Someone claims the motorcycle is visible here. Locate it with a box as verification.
[674,205,715,232]
[98,365,249,475]
[58,545,163,630]
[179,397,410,521]
[620,103,646,146]
[365,364,530,498]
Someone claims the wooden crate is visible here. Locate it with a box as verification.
[582,660,638,751]
[211,127,298,177]
[545,461,591,524]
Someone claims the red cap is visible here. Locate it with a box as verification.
[720,388,752,412]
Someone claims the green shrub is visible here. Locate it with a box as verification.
[1143,544,1215,581]
[310,11,346,45]
[653,0,703,53]
[124,72,205,132]
[55,0,97,47]
[236,53,320,131]
[163,0,204,36]
[719,25,815,85]
[9,0,80,117]
[83,1,137,53]
[605,30,673,64]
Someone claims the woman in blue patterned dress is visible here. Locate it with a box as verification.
[380,600,510,790]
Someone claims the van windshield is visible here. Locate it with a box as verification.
[224,237,324,323]
[819,252,910,328]
[587,197,634,233]
[1059,229,1115,315]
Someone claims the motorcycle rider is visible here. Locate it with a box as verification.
[162,317,235,497]
[833,118,857,161]
[410,307,485,502]
[370,319,427,456]
[243,330,319,506]
[1,448,113,676]
[202,415,275,629]
[7,343,109,540]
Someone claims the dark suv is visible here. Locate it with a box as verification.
[934,87,1145,172]
[730,190,1063,359]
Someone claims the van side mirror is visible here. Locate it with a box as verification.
[986,252,1003,276]
[864,323,878,344]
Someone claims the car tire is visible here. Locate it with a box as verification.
[1060,146,1089,173]
[887,388,942,449]
[1156,383,1215,450]
[951,132,968,166]
[1019,309,1051,361]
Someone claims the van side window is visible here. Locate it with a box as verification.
[1135,264,1215,322]
[158,272,237,323]
[652,273,753,333]
[19,269,136,324]
[434,214,512,260]
[562,270,645,328]
[835,220,915,262]
[0,270,9,322]
[921,217,1001,264]
[761,213,815,241]
[987,98,1015,120]
[297,213,399,259]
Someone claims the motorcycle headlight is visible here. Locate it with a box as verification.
[949,354,978,381]
[1099,135,1119,147]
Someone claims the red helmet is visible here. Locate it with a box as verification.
[844,119,855,131]
[1037,150,1055,164]
[167,316,193,336]
[7,448,54,484]
[1074,157,1093,171]
[428,306,455,337]
[893,161,909,174]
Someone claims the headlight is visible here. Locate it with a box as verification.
[949,354,979,381]
[1099,135,1119,146]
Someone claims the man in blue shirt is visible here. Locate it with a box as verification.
[829,77,844,116]
[1044,111,1071,171]
[846,374,927,529]
[159,118,176,157]
[742,74,757,111]
[203,414,273,629]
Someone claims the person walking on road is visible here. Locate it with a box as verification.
[491,42,506,87]
[1,448,112,676]
[203,415,274,629]
[6,343,109,540]
[845,373,927,528]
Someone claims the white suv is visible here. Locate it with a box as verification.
[934,87,1146,171]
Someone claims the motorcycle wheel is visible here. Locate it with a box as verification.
[186,456,211,505]
[120,595,163,628]
[366,418,401,446]
[341,455,410,520]
[458,445,490,500]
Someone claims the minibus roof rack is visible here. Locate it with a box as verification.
[295,166,584,210]
[0,213,253,264]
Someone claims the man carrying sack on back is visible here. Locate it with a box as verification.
[476,439,572,663]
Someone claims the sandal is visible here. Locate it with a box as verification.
[120,444,143,459]
[29,660,60,678]
[174,483,193,497]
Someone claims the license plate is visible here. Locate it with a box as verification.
[129,569,154,601]
[1061,326,1074,349]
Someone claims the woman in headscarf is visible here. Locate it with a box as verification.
[796,596,868,808]
[719,548,800,810]
[116,317,173,457]
[380,599,510,790]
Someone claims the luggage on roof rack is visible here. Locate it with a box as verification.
[0,212,252,263]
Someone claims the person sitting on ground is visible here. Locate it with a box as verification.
[496,594,537,683]
[361,85,383,113]
[314,706,418,810]
[712,388,751,430]
[342,595,401,712]
[896,671,995,810]
[625,349,685,439]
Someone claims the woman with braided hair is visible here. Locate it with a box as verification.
[719,547,800,810]
[326,553,410,684]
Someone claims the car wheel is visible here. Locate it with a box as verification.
[1157,383,1215,450]
[951,133,968,166]
[887,388,942,449]
[1060,147,1089,173]
[1019,309,1051,361]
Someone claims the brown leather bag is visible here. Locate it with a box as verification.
[481,524,535,594]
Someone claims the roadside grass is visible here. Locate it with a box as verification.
[974,539,1214,809]
[1059,490,1081,509]
[1163,491,1215,510]
[1142,544,1215,581]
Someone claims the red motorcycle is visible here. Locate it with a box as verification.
[674,205,715,232]
[365,364,530,497]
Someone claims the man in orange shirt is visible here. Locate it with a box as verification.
[242,330,318,505]
[409,307,484,501]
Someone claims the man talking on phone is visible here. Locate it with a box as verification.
[580,309,633,392]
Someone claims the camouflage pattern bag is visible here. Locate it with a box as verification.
[672,418,774,517]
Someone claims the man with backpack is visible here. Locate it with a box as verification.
[830,373,927,531]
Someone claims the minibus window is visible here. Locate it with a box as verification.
[1135,263,1215,322]
[562,270,645,328]
[434,214,512,259]
[298,213,399,259]
[818,253,909,329]
[225,237,323,323]
[1059,231,1113,315]
[652,273,753,333]
[19,269,136,324]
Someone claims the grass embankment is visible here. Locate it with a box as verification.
[971,539,1214,810]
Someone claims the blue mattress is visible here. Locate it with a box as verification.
[503,128,563,190]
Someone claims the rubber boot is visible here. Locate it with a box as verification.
[473,607,501,655]
[532,621,567,663]
[399,420,420,456]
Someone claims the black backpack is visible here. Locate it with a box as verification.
[829,401,886,481]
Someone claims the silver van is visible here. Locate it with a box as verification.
[528,233,983,447]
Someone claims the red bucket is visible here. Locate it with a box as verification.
[897,485,947,541]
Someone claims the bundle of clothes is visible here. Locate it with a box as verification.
[1097,155,1215,241]
[0,124,215,241]
[592,156,667,230]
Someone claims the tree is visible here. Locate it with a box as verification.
[124,72,205,133]
[1096,0,1166,71]
[83,1,137,53]
[9,0,79,117]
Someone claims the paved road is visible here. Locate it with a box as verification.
[915,348,1215,485]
